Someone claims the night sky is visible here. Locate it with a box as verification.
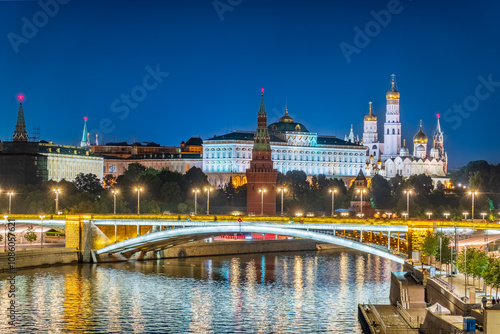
[1,0,499,168]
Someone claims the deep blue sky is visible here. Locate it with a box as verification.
[1,0,499,168]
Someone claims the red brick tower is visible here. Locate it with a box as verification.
[246,88,277,216]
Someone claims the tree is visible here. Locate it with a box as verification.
[103,174,116,188]
[184,167,209,189]
[370,175,392,209]
[286,170,309,200]
[456,247,477,285]
[24,225,37,248]
[74,173,103,196]
[484,257,500,298]
[470,250,489,288]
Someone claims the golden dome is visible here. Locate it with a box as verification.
[413,121,428,144]
[279,109,294,123]
[364,101,377,121]
[386,74,400,100]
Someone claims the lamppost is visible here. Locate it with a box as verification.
[259,188,267,216]
[463,212,469,220]
[111,190,119,215]
[426,212,432,220]
[7,191,14,214]
[39,214,45,248]
[204,187,213,215]
[3,215,7,252]
[357,189,366,216]
[404,190,412,218]
[53,188,61,213]
[278,187,287,217]
[468,191,478,222]
[402,213,408,220]
[134,187,143,214]
[481,212,487,221]
[329,189,337,217]
[444,212,450,220]
[192,189,200,215]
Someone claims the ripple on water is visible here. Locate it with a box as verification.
[0,250,401,333]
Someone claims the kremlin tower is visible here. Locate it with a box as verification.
[81,117,90,147]
[13,95,29,142]
[246,88,277,216]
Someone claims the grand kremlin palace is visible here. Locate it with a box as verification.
[203,109,366,188]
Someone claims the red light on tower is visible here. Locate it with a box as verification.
[18,94,24,102]
[261,88,264,94]
[437,113,440,118]
[84,116,88,121]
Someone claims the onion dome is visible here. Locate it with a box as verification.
[386,74,400,100]
[279,109,294,123]
[364,101,377,121]
[400,139,409,157]
[413,120,428,144]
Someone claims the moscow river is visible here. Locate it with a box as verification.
[0,250,401,333]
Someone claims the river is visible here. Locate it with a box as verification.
[0,249,401,333]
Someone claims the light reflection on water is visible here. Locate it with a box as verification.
[0,250,401,333]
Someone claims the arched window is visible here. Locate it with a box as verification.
[387,129,389,134]
[392,129,395,134]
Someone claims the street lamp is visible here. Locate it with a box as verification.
[259,188,267,216]
[481,212,487,221]
[356,189,366,216]
[468,191,478,222]
[192,189,200,215]
[329,189,337,217]
[403,190,412,218]
[278,187,287,217]
[463,212,469,220]
[134,187,143,214]
[204,187,213,215]
[39,214,45,248]
[7,191,14,215]
[52,188,61,213]
[444,212,450,220]
[3,215,7,252]
[402,213,408,220]
[426,212,433,220]
[111,190,119,215]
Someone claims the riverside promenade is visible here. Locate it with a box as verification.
[358,262,500,334]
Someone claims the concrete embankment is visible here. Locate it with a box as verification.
[98,239,347,262]
[0,248,79,272]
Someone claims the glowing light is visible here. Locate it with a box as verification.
[261,87,264,94]
[18,94,24,102]
[437,113,440,118]
[84,116,88,121]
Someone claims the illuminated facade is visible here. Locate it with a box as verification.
[362,75,449,185]
[204,101,366,188]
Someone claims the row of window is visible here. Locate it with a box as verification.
[204,163,360,176]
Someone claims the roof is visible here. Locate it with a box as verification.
[206,131,286,143]
[185,136,203,146]
[355,170,367,181]
[268,121,309,133]
[317,136,363,147]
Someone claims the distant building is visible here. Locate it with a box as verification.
[95,138,203,178]
[0,99,103,186]
[203,99,366,188]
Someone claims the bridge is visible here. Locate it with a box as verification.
[8,215,499,264]
[94,221,409,263]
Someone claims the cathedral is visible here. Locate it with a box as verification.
[359,75,449,186]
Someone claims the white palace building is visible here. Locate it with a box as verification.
[203,93,366,188]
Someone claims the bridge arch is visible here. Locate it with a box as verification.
[96,224,405,263]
